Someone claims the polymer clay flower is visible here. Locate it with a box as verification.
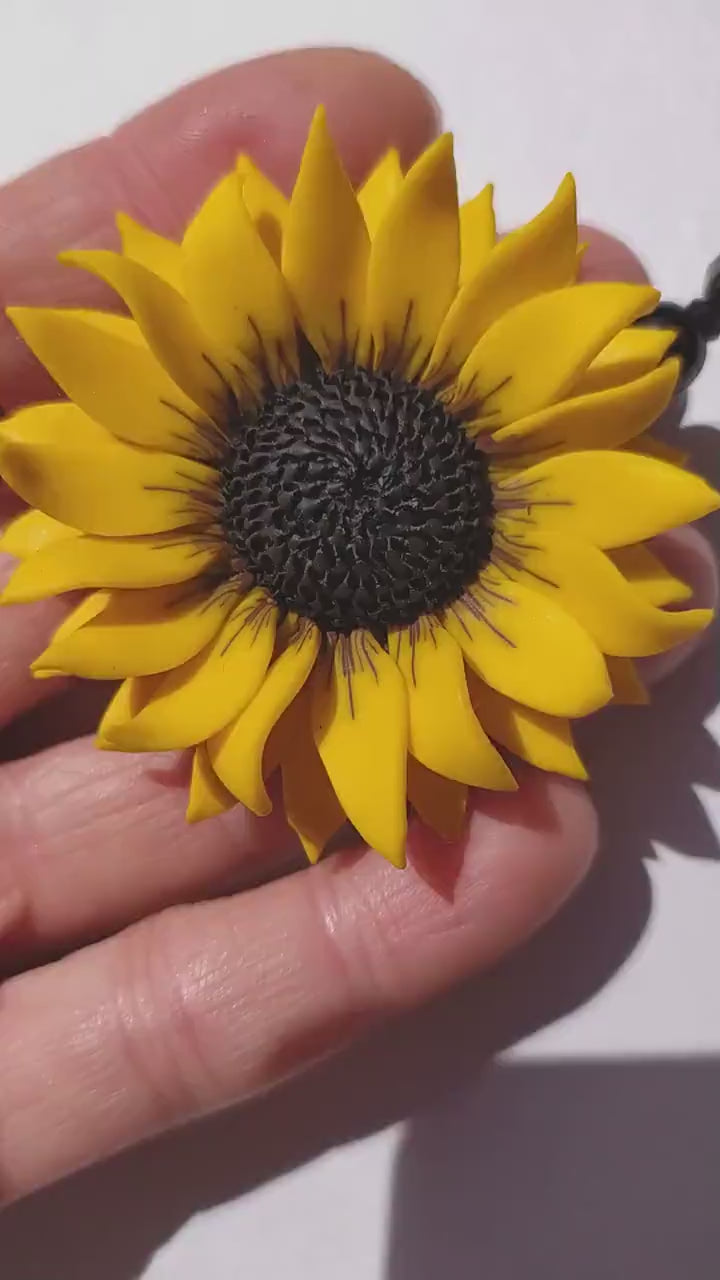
[0,108,717,866]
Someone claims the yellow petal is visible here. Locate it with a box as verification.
[362,133,459,377]
[282,107,370,366]
[0,509,76,560]
[59,249,238,415]
[490,360,679,453]
[459,183,496,286]
[183,171,297,383]
[357,148,403,238]
[392,620,515,788]
[32,583,234,679]
[572,327,677,396]
[312,632,408,867]
[432,175,577,376]
[97,674,159,744]
[275,691,346,863]
[0,404,218,535]
[102,589,276,746]
[444,575,611,716]
[609,544,692,606]
[2,530,220,603]
[209,621,320,814]
[30,667,67,684]
[187,745,237,823]
[407,757,468,840]
[605,655,649,705]
[33,591,113,682]
[455,282,659,426]
[497,450,720,548]
[7,306,218,458]
[468,675,587,779]
[48,310,143,342]
[511,529,712,656]
[50,589,111,645]
[116,213,184,291]
[238,155,288,263]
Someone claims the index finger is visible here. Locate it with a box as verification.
[0,47,439,408]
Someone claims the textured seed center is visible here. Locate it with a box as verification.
[220,363,494,634]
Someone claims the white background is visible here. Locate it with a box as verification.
[1,1,720,1276]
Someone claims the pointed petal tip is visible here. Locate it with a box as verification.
[704,484,720,515]
[374,829,408,869]
[31,666,64,681]
[586,279,660,315]
[185,801,210,825]
[299,833,322,865]
[97,726,135,751]
[0,580,30,606]
[404,131,456,183]
[424,131,455,163]
[587,669,614,714]
[673,470,720,521]
[247,794,274,819]
[640,284,661,312]
[385,844,408,871]
[5,304,34,333]
[558,173,577,218]
[565,758,590,783]
[185,786,219,824]
[115,211,151,247]
[57,247,112,277]
[30,646,68,677]
[583,279,660,313]
[685,606,716,631]
[498,769,520,793]
[236,153,265,187]
[308,102,329,134]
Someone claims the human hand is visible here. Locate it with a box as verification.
[0,47,716,1204]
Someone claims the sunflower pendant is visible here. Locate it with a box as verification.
[0,108,717,867]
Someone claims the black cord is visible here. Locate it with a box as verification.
[635,254,720,392]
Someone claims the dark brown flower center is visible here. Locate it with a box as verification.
[220,362,494,635]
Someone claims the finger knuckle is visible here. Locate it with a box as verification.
[301,863,400,1015]
[108,906,230,1127]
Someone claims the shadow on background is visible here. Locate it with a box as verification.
[0,417,718,1278]
[386,1057,720,1280]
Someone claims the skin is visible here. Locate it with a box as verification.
[0,47,716,1205]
